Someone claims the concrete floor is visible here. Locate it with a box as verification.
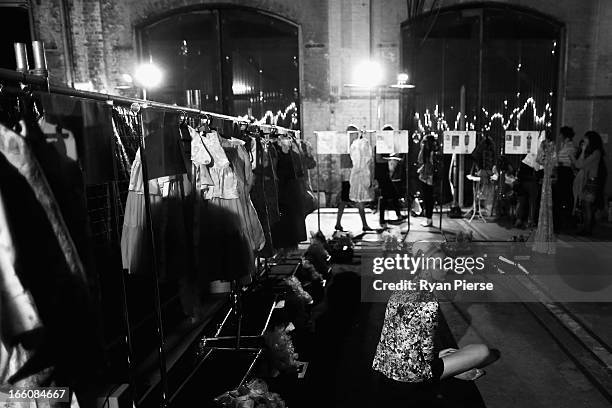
[305,207,612,408]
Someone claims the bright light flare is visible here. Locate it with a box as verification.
[352,60,384,88]
[134,63,163,89]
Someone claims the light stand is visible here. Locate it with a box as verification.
[316,131,321,232]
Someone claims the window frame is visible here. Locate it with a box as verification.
[135,4,302,128]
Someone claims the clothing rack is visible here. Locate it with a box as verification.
[0,67,297,135]
[0,65,298,408]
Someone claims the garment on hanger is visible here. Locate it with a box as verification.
[190,127,214,191]
[201,130,239,200]
[0,156,45,390]
[250,136,280,257]
[40,93,115,185]
[472,136,497,213]
[348,137,373,202]
[141,110,187,180]
[221,138,265,252]
[286,137,316,217]
[290,137,305,179]
[532,140,556,254]
[120,147,189,280]
[272,140,307,249]
[0,122,99,391]
[194,132,263,283]
[111,107,141,181]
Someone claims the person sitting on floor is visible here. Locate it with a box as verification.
[372,242,499,394]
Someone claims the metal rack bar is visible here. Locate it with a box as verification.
[0,67,296,133]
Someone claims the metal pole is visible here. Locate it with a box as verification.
[109,115,137,407]
[403,125,411,243]
[119,268,137,406]
[0,67,293,133]
[136,103,169,408]
[458,85,466,206]
[316,132,321,232]
[439,147,443,231]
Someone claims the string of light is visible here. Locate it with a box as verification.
[254,102,299,126]
[414,97,552,134]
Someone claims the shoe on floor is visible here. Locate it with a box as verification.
[335,224,344,231]
[421,220,433,227]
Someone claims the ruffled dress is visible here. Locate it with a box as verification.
[349,137,373,202]
[194,132,264,283]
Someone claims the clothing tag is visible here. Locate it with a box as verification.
[157,177,171,197]
[296,361,309,379]
[38,117,77,160]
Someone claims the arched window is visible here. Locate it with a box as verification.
[139,6,300,127]
[401,4,563,204]
[401,4,562,140]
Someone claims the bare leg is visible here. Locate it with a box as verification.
[357,202,371,230]
[335,201,346,230]
[439,344,491,380]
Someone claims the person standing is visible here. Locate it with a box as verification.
[515,136,544,229]
[375,125,407,229]
[554,126,576,231]
[335,125,373,232]
[417,134,438,227]
[571,131,607,235]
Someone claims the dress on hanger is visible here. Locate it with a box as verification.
[272,139,307,249]
[349,137,373,202]
[251,137,280,257]
[190,127,214,191]
[219,138,265,253]
[532,140,556,254]
[201,131,238,199]
[194,132,262,283]
[121,149,189,280]
[472,137,497,213]
[296,138,316,216]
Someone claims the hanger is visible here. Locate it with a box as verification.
[178,110,186,125]
[197,113,210,133]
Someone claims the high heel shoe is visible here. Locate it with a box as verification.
[335,224,344,231]
[454,368,486,381]
[421,219,433,227]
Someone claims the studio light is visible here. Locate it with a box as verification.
[390,72,415,89]
[116,73,134,90]
[348,60,384,89]
[232,82,252,95]
[121,73,133,84]
[134,62,163,89]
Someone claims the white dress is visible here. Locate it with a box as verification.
[349,137,373,202]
